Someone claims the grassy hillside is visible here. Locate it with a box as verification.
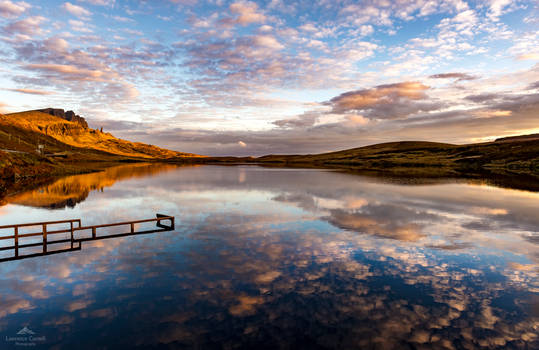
[254,139,539,175]
[181,139,538,179]
[0,111,149,189]
[1,111,200,159]
[0,110,204,197]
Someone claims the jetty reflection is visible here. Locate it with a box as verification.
[0,214,174,262]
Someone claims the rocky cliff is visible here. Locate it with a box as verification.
[37,108,89,128]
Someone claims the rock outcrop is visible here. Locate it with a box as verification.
[63,110,89,128]
[37,108,89,129]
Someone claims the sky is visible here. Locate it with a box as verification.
[0,0,537,156]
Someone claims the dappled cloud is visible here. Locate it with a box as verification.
[0,166,537,347]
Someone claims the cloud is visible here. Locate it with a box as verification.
[3,15,45,36]
[329,82,429,112]
[169,0,197,5]
[68,19,92,32]
[173,32,306,106]
[517,52,539,60]
[61,2,91,17]
[487,0,512,21]
[24,63,104,80]
[0,0,30,18]
[4,88,54,95]
[326,209,425,242]
[252,35,283,50]
[429,72,477,81]
[44,37,69,52]
[228,1,266,25]
[464,93,501,103]
[326,82,437,120]
[473,109,512,118]
[237,140,246,147]
[110,15,133,23]
[78,0,115,5]
[273,112,319,128]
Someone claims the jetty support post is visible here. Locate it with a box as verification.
[42,224,47,253]
[14,227,18,258]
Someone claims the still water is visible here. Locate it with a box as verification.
[0,164,537,349]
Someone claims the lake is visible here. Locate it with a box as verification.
[0,164,537,349]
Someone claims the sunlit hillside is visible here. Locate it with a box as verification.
[1,110,201,159]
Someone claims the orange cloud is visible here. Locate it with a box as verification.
[330,81,429,112]
[517,52,539,60]
[5,88,54,95]
[473,109,512,118]
[25,64,105,80]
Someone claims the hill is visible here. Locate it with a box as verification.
[252,139,539,175]
[0,109,203,195]
[1,109,199,159]
[182,139,539,178]
[495,133,539,143]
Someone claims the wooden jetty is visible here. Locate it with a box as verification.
[0,214,175,262]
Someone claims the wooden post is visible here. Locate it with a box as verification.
[70,221,74,249]
[14,226,18,258]
[42,224,47,253]
[92,227,96,239]
[130,223,134,233]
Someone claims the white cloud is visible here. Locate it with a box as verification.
[487,0,511,21]
[0,0,30,18]
[62,2,91,17]
[78,0,115,5]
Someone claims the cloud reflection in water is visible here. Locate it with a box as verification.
[0,165,537,349]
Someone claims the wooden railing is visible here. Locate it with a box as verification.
[74,215,174,240]
[0,214,175,262]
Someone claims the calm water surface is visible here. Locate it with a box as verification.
[0,164,537,349]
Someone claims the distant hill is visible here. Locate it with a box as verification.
[251,139,539,175]
[495,133,539,143]
[191,139,539,177]
[1,109,200,159]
